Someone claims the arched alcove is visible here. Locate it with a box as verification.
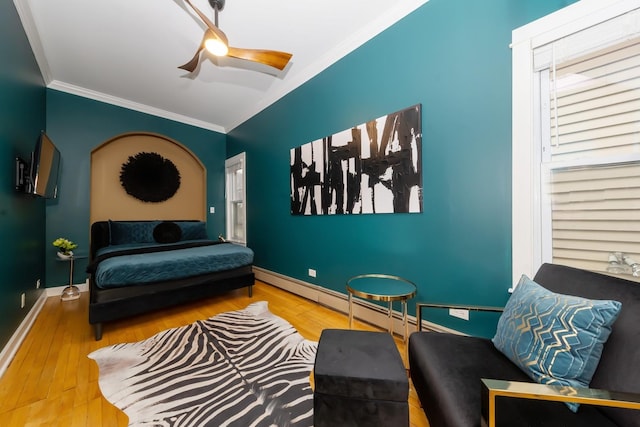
[90,132,206,224]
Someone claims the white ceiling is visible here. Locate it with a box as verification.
[15,0,428,134]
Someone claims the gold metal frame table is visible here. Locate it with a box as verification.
[346,273,417,342]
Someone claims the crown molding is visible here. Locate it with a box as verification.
[16,0,429,134]
[48,80,226,134]
[227,0,430,131]
[13,0,52,84]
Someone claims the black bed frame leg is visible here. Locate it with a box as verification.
[94,323,103,341]
[248,284,253,297]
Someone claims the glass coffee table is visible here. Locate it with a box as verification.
[346,274,417,342]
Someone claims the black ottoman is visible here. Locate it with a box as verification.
[313,329,409,427]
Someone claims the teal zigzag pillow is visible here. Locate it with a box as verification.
[492,275,621,412]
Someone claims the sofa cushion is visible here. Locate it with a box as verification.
[408,332,619,427]
[410,333,529,427]
[533,263,640,427]
[492,275,621,411]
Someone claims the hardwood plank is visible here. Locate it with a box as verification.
[0,281,429,426]
[87,397,102,426]
[5,404,30,427]
[54,388,77,421]
[69,401,88,427]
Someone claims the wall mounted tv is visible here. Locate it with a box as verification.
[15,131,61,199]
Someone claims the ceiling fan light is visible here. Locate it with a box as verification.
[205,38,228,56]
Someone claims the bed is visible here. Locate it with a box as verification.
[87,220,255,340]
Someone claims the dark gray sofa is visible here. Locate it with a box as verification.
[409,263,640,427]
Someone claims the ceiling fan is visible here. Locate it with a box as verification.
[179,0,293,72]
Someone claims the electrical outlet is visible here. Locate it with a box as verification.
[308,268,317,278]
[449,308,469,320]
[209,206,215,214]
[21,293,25,308]
[36,279,41,289]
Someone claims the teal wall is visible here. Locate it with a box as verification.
[0,0,577,349]
[45,90,227,288]
[0,2,47,348]
[228,0,575,337]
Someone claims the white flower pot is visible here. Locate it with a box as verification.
[57,251,73,259]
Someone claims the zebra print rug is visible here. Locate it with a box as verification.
[88,301,317,427]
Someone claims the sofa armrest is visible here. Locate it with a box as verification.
[416,303,503,331]
[481,378,640,427]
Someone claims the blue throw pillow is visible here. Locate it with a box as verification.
[492,275,621,412]
[176,221,208,240]
[109,221,159,245]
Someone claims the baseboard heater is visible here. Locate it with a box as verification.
[252,266,462,336]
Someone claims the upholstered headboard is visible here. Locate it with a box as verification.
[90,220,208,259]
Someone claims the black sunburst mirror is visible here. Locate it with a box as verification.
[119,152,181,202]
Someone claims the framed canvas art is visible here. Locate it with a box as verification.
[291,104,422,215]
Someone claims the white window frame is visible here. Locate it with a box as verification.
[511,0,640,286]
[225,152,246,245]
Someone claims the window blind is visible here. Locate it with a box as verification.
[548,39,640,163]
[544,36,640,281]
[533,7,640,72]
[550,163,640,276]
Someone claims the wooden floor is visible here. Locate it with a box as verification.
[0,281,430,426]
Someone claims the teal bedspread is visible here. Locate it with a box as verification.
[93,241,254,289]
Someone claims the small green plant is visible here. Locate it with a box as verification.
[52,237,78,254]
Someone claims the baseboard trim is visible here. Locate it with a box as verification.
[1,280,93,379]
[45,279,89,297]
[252,266,463,336]
[0,290,48,379]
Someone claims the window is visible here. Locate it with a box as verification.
[225,153,246,245]
[512,1,640,284]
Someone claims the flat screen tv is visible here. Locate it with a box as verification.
[23,131,61,199]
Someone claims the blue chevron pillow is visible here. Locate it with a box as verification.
[492,275,621,412]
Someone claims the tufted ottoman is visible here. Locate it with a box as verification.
[313,329,409,427]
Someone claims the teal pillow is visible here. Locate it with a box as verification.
[492,275,621,412]
[109,221,159,245]
[176,221,208,240]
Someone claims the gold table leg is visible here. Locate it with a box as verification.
[402,299,408,343]
[348,291,353,328]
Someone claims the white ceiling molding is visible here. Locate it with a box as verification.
[48,80,226,133]
[12,0,52,84]
[14,0,430,133]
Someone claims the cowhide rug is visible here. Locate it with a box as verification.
[88,301,317,427]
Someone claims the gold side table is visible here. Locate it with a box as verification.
[346,273,417,342]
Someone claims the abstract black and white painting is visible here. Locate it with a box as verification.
[290,104,422,215]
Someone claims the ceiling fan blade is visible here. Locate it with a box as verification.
[183,0,228,45]
[178,45,204,72]
[178,29,214,72]
[227,47,292,71]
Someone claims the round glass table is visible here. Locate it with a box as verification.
[346,274,417,342]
